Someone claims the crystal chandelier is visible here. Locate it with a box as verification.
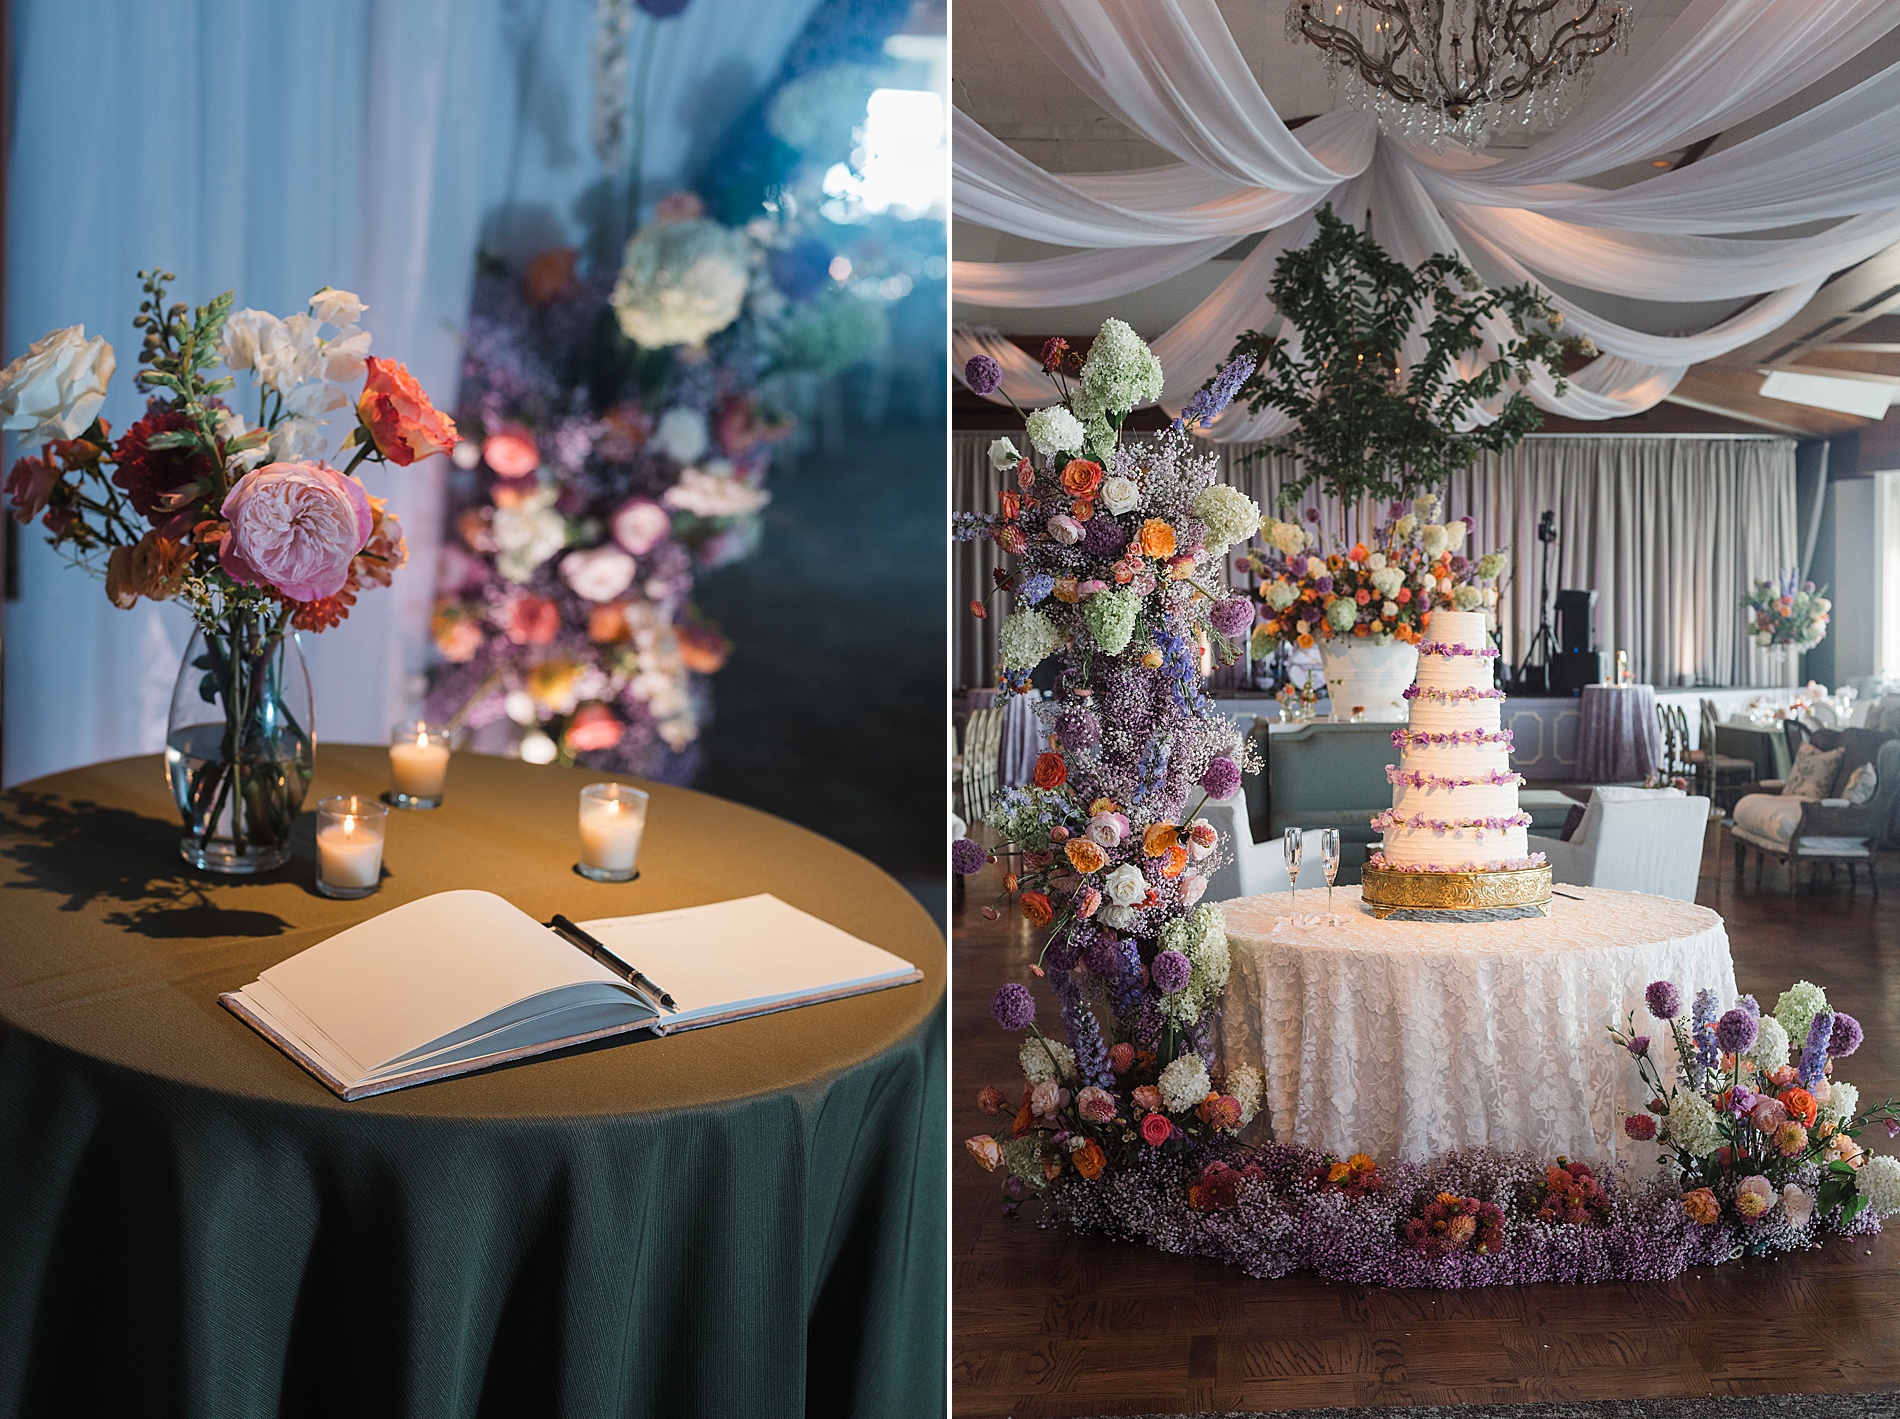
[1288,0,1632,148]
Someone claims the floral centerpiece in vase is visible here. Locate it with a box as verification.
[953,321,1270,1202]
[1743,571,1830,653]
[3,270,455,872]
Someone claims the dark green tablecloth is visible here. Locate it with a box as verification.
[0,748,944,1418]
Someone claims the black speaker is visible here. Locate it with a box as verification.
[1555,589,1598,653]
[1550,650,1603,697]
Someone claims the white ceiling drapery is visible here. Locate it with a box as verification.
[953,0,1900,438]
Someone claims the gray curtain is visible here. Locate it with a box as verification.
[953,433,1800,691]
[954,436,1005,690]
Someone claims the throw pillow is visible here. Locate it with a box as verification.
[1842,760,1878,806]
[1782,743,1844,800]
[1559,803,1586,842]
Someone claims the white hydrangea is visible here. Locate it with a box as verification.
[1747,1014,1791,1074]
[1324,597,1358,632]
[1158,1052,1211,1113]
[1824,1080,1860,1127]
[1266,519,1307,555]
[987,436,1019,471]
[655,406,710,463]
[1855,1154,1900,1216]
[611,216,751,349]
[1100,474,1141,515]
[1421,524,1450,559]
[997,609,1064,670]
[1265,580,1300,612]
[1370,566,1405,598]
[1025,406,1085,458]
[1021,1036,1076,1085]
[1192,483,1262,552]
[1392,513,1418,541]
[1452,585,1484,612]
[1227,1064,1264,1126]
[1076,317,1163,418]
[1774,981,1829,1053]
[1664,1090,1721,1159]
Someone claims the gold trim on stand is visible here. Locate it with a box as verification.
[1359,864,1554,920]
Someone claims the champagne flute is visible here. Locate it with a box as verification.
[1283,826,1303,910]
[1321,829,1341,916]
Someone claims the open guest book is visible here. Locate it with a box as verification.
[220,890,922,1100]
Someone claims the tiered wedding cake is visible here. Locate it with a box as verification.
[1361,610,1551,916]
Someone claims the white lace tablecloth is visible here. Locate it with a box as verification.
[1220,886,1736,1165]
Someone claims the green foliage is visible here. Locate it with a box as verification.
[1228,206,1585,507]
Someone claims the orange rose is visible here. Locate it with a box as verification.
[1060,459,1104,499]
[965,1135,1004,1171]
[1071,500,1094,520]
[1161,844,1189,878]
[588,602,630,644]
[105,529,192,609]
[998,490,1020,520]
[1033,751,1068,789]
[1071,1139,1106,1180]
[1353,623,1369,637]
[1066,838,1108,874]
[1297,632,1314,649]
[1020,891,1053,926]
[1778,1087,1818,1127]
[1681,1187,1721,1225]
[356,357,459,466]
[1138,518,1176,558]
[1142,823,1179,858]
[676,621,730,674]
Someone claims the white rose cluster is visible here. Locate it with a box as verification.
[1158,1052,1211,1114]
[997,608,1065,671]
[1192,483,1262,553]
[1099,474,1141,515]
[611,215,751,349]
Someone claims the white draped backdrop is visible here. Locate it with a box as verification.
[954,431,1799,692]
[952,0,1900,434]
[3,0,823,786]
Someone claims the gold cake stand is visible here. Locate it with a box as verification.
[1359,863,1553,920]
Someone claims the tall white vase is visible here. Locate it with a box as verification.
[1318,638,1420,721]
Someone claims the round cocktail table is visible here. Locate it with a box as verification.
[1220,885,1735,1165]
[0,746,944,1418]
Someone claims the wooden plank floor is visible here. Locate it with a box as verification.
[951,825,1900,1417]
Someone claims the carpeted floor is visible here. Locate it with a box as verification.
[1090,1396,1900,1419]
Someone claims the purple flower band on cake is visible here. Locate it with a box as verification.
[1366,851,1547,872]
[1371,809,1533,836]
[1404,684,1505,702]
[1418,641,1501,659]
[1393,727,1514,749]
[1386,766,1525,789]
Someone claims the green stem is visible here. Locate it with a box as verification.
[340,439,377,478]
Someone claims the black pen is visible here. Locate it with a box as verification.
[547,914,678,1012]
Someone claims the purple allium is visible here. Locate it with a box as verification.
[1716,1007,1758,1055]
[1211,596,1255,639]
[1389,500,1407,517]
[1057,705,1102,749]
[1081,515,1128,559]
[1314,575,1334,595]
[1448,554,1469,576]
[1151,949,1193,993]
[992,982,1035,1031]
[1019,573,1056,605]
[1083,934,1124,976]
[1645,980,1682,1020]
[1460,515,1475,528]
[1303,507,1320,523]
[1627,1035,1650,1057]
[1828,1011,1864,1057]
[1201,756,1241,800]
[964,354,1002,396]
[951,838,988,875]
[1798,1010,1834,1087]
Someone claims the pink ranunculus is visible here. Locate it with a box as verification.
[481,424,540,479]
[611,497,671,555]
[565,702,624,753]
[219,461,371,602]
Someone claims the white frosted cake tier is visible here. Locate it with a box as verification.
[1427,610,1490,649]
[1403,696,1503,734]
[1376,823,1531,868]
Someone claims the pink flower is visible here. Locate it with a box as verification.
[1749,1098,1788,1133]
[965,1136,1003,1171]
[1074,886,1101,919]
[1030,1079,1069,1121]
[565,702,623,753]
[1131,1085,1162,1113]
[1108,1042,1135,1074]
[1140,1112,1173,1146]
[481,424,540,479]
[505,594,560,645]
[1178,873,1207,906]
[1077,1086,1117,1124]
[1087,812,1129,849]
[1774,1120,1809,1158]
[1734,1174,1774,1220]
[219,461,371,601]
[611,496,670,555]
[1047,514,1084,545]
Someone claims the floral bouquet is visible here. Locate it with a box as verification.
[1743,571,1830,652]
[1611,977,1900,1251]
[423,191,891,777]
[3,270,454,871]
[953,319,1269,1200]
[1243,493,1508,656]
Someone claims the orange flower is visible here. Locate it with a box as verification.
[1140,649,1164,668]
[1066,838,1108,874]
[1297,632,1314,649]
[356,357,459,465]
[1071,500,1094,520]
[998,490,1020,520]
[1349,543,1368,562]
[1143,823,1179,858]
[1681,1187,1721,1225]
[1033,751,1068,789]
[1355,588,1371,605]
[1059,458,1104,499]
[588,602,630,643]
[1138,518,1176,558]
[1353,623,1369,637]
[104,529,192,609]
[521,246,580,305]
[1071,1139,1107,1180]
[1161,844,1189,878]
[676,621,730,674]
[965,1136,1004,1171]
[1053,577,1082,604]
[1778,1087,1818,1127]
[1020,891,1053,926]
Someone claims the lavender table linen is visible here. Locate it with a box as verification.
[1577,683,1661,783]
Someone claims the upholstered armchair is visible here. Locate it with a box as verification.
[1526,786,1711,902]
[1731,739,1900,896]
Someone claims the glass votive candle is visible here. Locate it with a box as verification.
[577,783,647,882]
[316,795,387,899]
[387,720,452,809]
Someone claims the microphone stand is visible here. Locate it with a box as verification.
[1515,513,1559,693]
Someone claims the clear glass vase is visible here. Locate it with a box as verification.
[165,615,315,873]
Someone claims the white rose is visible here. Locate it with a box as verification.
[987,436,1020,471]
[1367,552,1386,571]
[309,288,366,327]
[1024,406,1085,458]
[1383,600,1399,618]
[1096,903,1134,929]
[1100,475,1140,515]
[1104,863,1147,906]
[663,462,771,518]
[655,406,710,463]
[1416,568,1436,589]
[560,544,638,602]
[0,325,114,445]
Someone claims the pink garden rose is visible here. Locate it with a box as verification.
[219,461,371,602]
[611,497,670,555]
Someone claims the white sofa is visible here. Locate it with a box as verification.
[1526,786,1710,901]
[1198,792,1334,902]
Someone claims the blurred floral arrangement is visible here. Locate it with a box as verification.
[952,319,1270,1197]
[1241,493,1508,657]
[1744,571,1831,652]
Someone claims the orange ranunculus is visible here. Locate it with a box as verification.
[1779,1087,1819,1127]
[998,490,1020,520]
[1060,459,1104,499]
[1071,1139,1106,1180]
[1020,891,1054,926]
[1141,649,1164,668]
[1066,838,1108,874]
[1297,632,1314,649]
[1089,797,1117,816]
[1161,844,1189,878]
[588,602,630,643]
[1071,500,1094,520]
[676,620,730,674]
[1353,623,1369,637]
[1033,751,1068,789]
[1681,1187,1721,1225]
[1138,518,1177,558]
[1355,588,1372,605]
[357,357,459,466]
[1053,577,1082,604]
[1143,823,1179,858]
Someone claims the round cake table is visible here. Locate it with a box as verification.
[1220,885,1736,1166]
[0,747,943,1419]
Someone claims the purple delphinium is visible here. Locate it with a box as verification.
[1151,949,1193,994]
[964,353,1002,395]
[1646,980,1682,1020]
[1691,989,1720,1085]
[1211,596,1255,639]
[992,982,1035,1031]
[1829,1011,1864,1057]
[1173,355,1255,431]
[1715,1007,1758,1055]
[1201,756,1241,800]
[1081,515,1128,559]
[1798,1010,1834,1087]
[1057,971,1114,1089]
[951,838,988,875]
[1018,573,1056,605]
